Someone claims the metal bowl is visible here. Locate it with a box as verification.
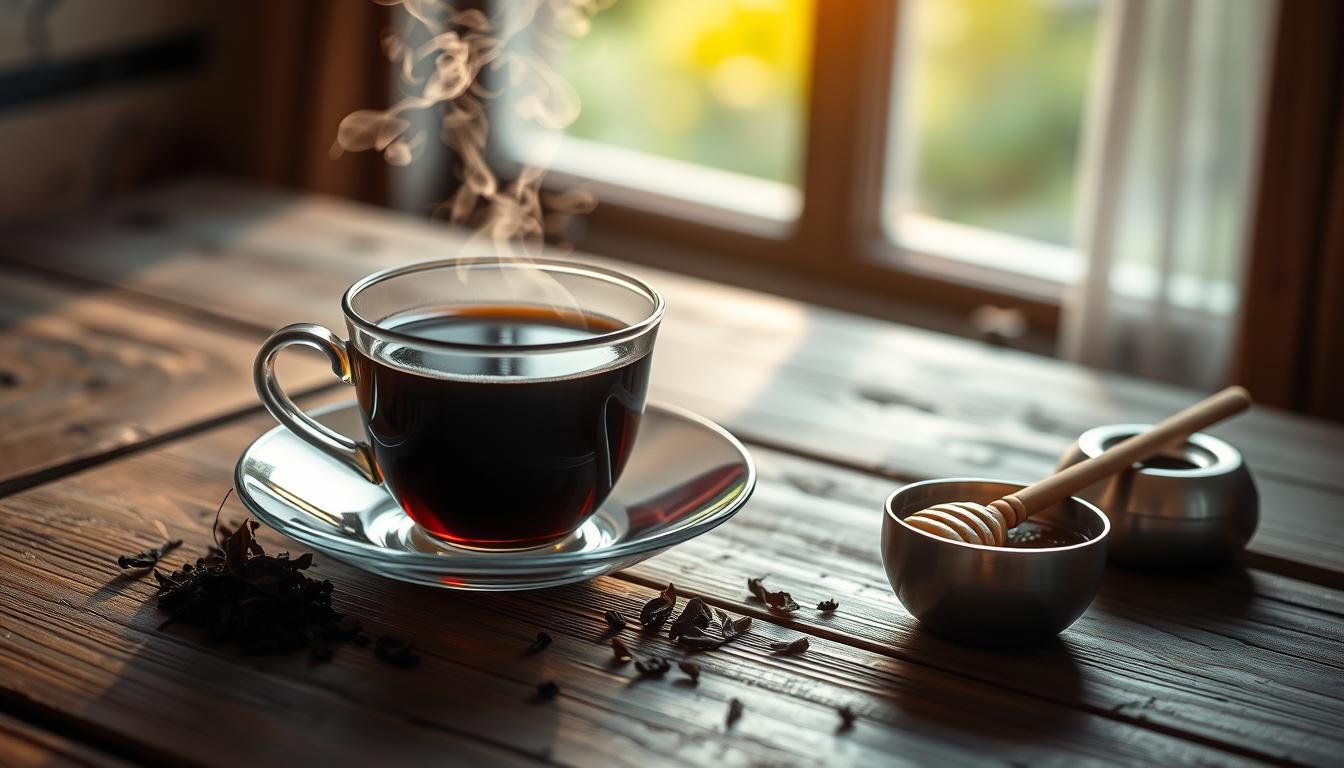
[1059,425,1257,569]
[882,478,1109,645]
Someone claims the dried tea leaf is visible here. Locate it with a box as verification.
[763,590,800,614]
[527,631,552,653]
[375,634,421,668]
[634,656,671,679]
[769,637,810,655]
[640,597,672,631]
[146,515,398,666]
[668,597,712,641]
[610,636,633,663]
[604,610,626,631]
[536,680,560,701]
[837,705,857,731]
[678,660,701,684]
[817,599,839,613]
[674,627,722,651]
[746,576,799,614]
[117,539,182,570]
[716,609,752,644]
[726,698,744,727]
[659,582,677,606]
[746,576,768,602]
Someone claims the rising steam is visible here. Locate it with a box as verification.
[334,0,613,273]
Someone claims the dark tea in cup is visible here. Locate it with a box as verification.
[255,259,663,549]
[351,305,653,547]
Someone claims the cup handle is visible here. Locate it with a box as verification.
[253,323,380,483]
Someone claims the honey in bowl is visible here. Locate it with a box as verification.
[1004,520,1091,549]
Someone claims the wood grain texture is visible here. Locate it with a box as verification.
[0,393,1256,768]
[0,711,134,768]
[626,447,1344,766]
[0,268,332,495]
[4,180,1340,578]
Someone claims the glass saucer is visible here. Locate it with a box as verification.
[234,401,755,590]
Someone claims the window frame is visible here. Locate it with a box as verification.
[499,0,1070,332]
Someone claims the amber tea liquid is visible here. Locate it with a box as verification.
[351,305,653,548]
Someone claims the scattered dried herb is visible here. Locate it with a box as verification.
[634,656,671,679]
[375,634,420,668]
[746,576,799,614]
[144,514,414,667]
[659,582,678,606]
[701,608,751,649]
[604,610,627,631]
[527,631,552,653]
[610,636,633,663]
[747,576,767,601]
[536,680,560,701]
[837,705,857,731]
[673,626,723,651]
[726,698,744,727]
[678,660,701,684]
[769,637,810,655]
[640,596,673,631]
[817,599,839,613]
[116,539,182,570]
[668,597,712,642]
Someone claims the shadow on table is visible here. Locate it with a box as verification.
[886,626,1089,743]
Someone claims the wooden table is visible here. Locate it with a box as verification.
[2,180,1342,767]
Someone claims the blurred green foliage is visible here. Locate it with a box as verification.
[906,0,1100,245]
[560,0,812,184]
[559,0,1100,246]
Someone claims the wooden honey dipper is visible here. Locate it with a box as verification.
[904,386,1252,545]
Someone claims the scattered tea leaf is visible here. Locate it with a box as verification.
[817,599,839,613]
[659,582,678,606]
[678,660,701,684]
[604,610,627,631]
[144,515,421,667]
[116,539,182,570]
[746,576,799,614]
[837,705,857,731]
[732,616,753,634]
[610,636,633,663]
[375,634,420,668]
[769,637,810,655]
[640,597,672,631]
[746,576,768,602]
[668,597,712,641]
[536,680,560,701]
[527,631,552,653]
[634,656,671,679]
[674,626,723,651]
[726,698,744,727]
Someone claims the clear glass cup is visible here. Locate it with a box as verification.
[254,258,665,549]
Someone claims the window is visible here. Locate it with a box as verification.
[885,0,1102,285]
[509,0,813,222]
[494,0,1270,326]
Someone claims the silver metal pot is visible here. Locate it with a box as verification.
[1058,425,1257,569]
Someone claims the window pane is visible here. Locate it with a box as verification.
[889,0,1103,249]
[557,0,813,187]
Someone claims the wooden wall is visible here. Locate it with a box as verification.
[0,0,260,220]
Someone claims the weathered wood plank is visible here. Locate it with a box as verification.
[0,268,332,495]
[622,446,1344,767]
[4,180,1340,577]
[0,394,1255,767]
[0,711,134,768]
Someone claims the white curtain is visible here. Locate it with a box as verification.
[1060,0,1274,388]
